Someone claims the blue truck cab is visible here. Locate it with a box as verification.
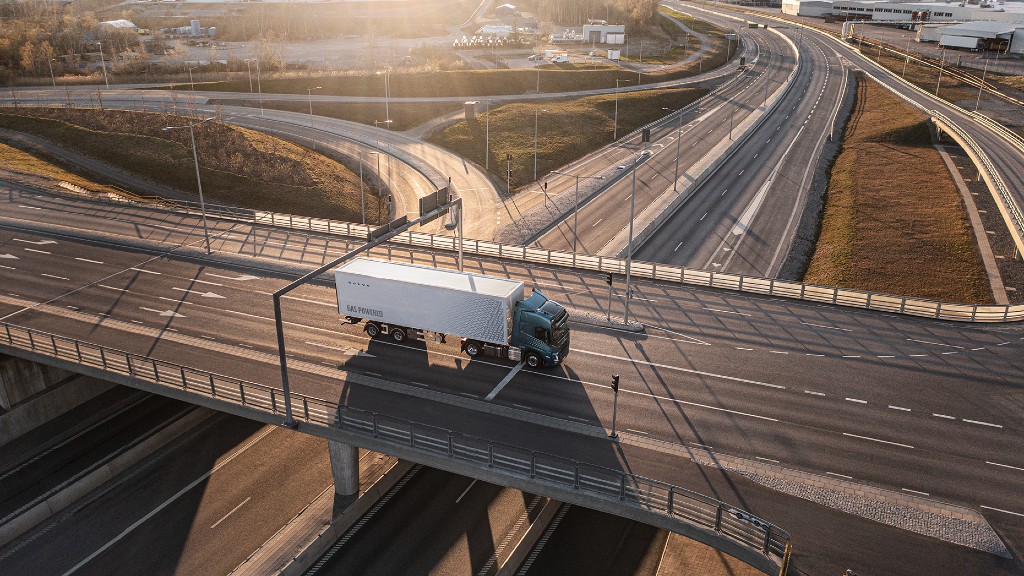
[510,290,570,368]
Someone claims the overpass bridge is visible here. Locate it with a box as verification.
[2,188,1023,572]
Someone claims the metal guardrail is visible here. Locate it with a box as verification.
[0,321,790,560]
[35,187,1024,322]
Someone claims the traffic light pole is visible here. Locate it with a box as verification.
[609,374,620,441]
[606,273,614,321]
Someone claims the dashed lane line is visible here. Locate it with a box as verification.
[986,461,1024,472]
[843,433,913,449]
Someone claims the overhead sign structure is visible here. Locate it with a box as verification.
[369,215,408,241]
[419,187,452,225]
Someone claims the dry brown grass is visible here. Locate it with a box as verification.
[804,75,992,304]
[0,142,125,196]
[0,108,386,223]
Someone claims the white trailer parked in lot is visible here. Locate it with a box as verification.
[335,258,569,367]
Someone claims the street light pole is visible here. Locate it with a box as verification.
[533,108,546,181]
[976,54,990,112]
[624,152,641,325]
[935,47,946,96]
[552,169,604,253]
[47,59,56,88]
[613,79,630,141]
[245,59,253,92]
[255,58,263,117]
[902,39,911,78]
[485,99,490,171]
[163,118,215,254]
[663,107,684,192]
[98,42,109,89]
[307,86,321,150]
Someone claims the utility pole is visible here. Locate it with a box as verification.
[98,41,109,89]
[975,54,990,112]
[613,79,630,141]
[935,47,946,96]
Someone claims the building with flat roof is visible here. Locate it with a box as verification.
[783,0,1024,25]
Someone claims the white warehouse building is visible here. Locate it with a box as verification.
[783,0,1024,25]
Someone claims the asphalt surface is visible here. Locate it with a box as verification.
[533,16,795,260]
[516,505,666,576]
[0,393,193,524]
[0,191,1022,574]
[308,467,542,576]
[0,412,338,576]
[634,22,846,277]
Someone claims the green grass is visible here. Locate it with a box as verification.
[0,108,387,222]
[429,88,708,192]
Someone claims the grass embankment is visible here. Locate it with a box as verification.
[212,100,463,132]
[804,75,991,303]
[0,142,123,196]
[0,108,384,222]
[429,88,707,191]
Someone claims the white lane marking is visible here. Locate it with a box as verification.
[98,285,130,292]
[907,338,963,349]
[690,443,713,450]
[639,325,710,345]
[592,218,603,227]
[933,413,956,420]
[804,390,825,396]
[626,428,649,435]
[574,349,784,390]
[57,426,275,576]
[845,398,867,404]
[18,205,42,210]
[721,189,728,196]
[909,354,928,357]
[941,351,958,355]
[888,405,911,412]
[842,355,861,359]
[674,242,683,252]
[13,238,57,245]
[0,253,18,260]
[172,287,225,299]
[981,505,1024,518]
[731,177,771,236]
[24,248,51,254]
[876,355,895,358]
[843,433,913,449]
[987,461,1024,472]
[187,279,223,286]
[41,274,69,280]
[75,258,105,264]
[902,488,929,496]
[806,353,825,357]
[700,213,708,221]
[736,347,754,351]
[703,307,751,317]
[826,472,852,479]
[756,457,779,463]
[801,322,853,332]
[455,479,478,504]
[485,362,525,401]
[210,496,251,529]
[963,419,1002,428]
[130,268,160,275]
[206,273,260,281]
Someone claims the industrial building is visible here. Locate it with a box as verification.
[918,20,1024,50]
[782,0,1024,25]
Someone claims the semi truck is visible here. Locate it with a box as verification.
[335,258,570,368]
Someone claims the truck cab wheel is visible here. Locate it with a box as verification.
[465,340,482,357]
[391,327,407,342]
[524,351,541,368]
[365,322,381,338]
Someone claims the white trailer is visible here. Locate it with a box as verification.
[939,35,980,50]
[334,258,570,367]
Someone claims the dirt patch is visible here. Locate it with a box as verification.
[803,74,992,304]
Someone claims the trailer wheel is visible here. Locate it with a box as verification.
[465,341,482,357]
[365,322,381,338]
[391,327,407,343]
[524,351,541,368]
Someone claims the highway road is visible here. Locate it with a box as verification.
[634,25,846,277]
[1,189,1022,573]
[0,412,342,576]
[533,17,796,259]
[306,467,544,576]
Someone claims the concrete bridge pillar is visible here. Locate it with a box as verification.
[0,354,75,410]
[328,440,360,496]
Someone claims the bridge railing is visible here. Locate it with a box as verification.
[0,320,790,561]
[39,184,1024,322]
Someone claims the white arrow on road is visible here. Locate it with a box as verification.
[12,239,57,245]
[0,254,18,260]
[140,307,186,318]
[305,341,376,358]
[173,287,225,299]
[206,273,260,281]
